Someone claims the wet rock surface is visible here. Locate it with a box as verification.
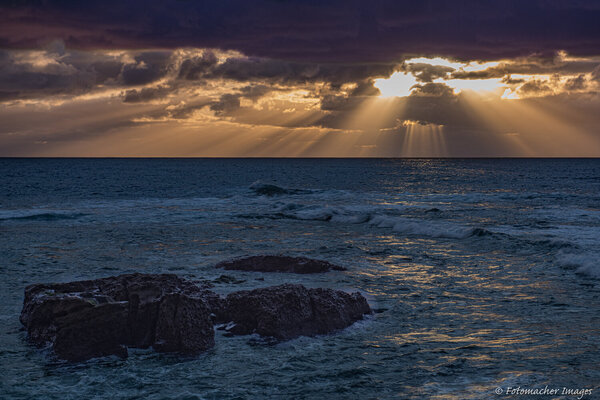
[21,273,370,362]
[215,255,346,274]
[20,273,215,362]
[218,284,371,340]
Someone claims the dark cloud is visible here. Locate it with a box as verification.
[350,80,380,96]
[0,44,396,104]
[121,85,172,103]
[451,55,600,80]
[119,51,172,85]
[0,90,18,100]
[206,57,395,85]
[518,79,554,95]
[592,65,600,82]
[2,1,600,157]
[199,84,276,116]
[86,60,123,83]
[209,93,241,115]
[239,84,273,99]
[319,94,363,111]
[451,69,500,80]
[0,50,94,99]
[564,74,587,91]
[404,63,454,82]
[410,82,455,97]
[177,51,218,80]
[4,1,600,62]
[399,95,485,130]
[501,75,525,85]
[316,91,478,132]
[210,57,298,82]
[0,47,176,100]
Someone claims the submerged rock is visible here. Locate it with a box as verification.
[249,182,311,196]
[20,273,215,362]
[215,255,346,274]
[218,284,371,340]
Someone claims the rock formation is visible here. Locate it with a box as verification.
[20,273,215,361]
[217,283,371,340]
[21,271,370,362]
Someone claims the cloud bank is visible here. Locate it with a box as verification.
[1,1,600,156]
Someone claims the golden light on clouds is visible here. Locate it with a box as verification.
[370,56,600,100]
[1,45,600,157]
[373,57,510,98]
[444,78,504,96]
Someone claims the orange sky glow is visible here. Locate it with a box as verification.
[1,47,600,157]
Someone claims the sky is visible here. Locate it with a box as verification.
[1,0,600,157]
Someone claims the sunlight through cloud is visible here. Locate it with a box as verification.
[374,72,419,97]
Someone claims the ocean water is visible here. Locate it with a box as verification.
[0,158,599,399]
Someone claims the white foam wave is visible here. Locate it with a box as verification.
[287,206,372,224]
[556,251,600,279]
[369,215,474,239]
[271,202,480,239]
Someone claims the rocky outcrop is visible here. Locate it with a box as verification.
[217,284,371,340]
[20,273,215,362]
[21,273,371,362]
[249,182,311,196]
[215,255,346,274]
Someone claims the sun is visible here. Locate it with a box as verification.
[374,57,510,98]
[374,71,418,97]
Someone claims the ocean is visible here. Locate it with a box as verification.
[1,158,599,399]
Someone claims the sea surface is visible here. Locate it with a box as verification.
[1,158,599,399]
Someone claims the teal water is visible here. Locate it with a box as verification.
[1,159,599,399]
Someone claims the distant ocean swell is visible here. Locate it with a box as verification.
[2,181,599,279]
[250,182,600,279]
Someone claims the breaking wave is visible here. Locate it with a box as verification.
[368,215,492,239]
[240,201,494,240]
[556,251,600,279]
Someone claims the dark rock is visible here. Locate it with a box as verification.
[218,284,371,340]
[470,227,493,237]
[251,183,292,196]
[53,302,129,362]
[249,182,311,196]
[154,293,214,354]
[21,273,371,361]
[216,255,346,274]
[20,273,216,362]
[192,279,215,289]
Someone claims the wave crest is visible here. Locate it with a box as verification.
[556,251,600,279]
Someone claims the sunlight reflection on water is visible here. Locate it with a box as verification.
[1,159,599,399]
